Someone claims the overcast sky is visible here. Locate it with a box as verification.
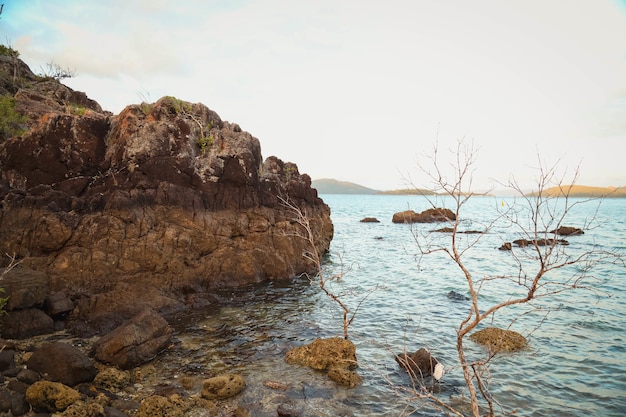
[4,0,626,191]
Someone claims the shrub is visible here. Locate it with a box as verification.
[0,44,19,58]
[0,95,27,142]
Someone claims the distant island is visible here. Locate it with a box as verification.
[311,178,435,195]
[312,178,625,198]
[535,185,626,198]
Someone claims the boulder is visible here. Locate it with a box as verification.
[0,267,49,311]
[92,308,172,369]
[550,226,584,236]
[43,291,74,316]
[26,342,98,386]
[395,347,443,379]
[93,367,131,391]
[25,381,81,412]
[200,374,246,400]
[392,208,456,224]
[1,308,54,339]
[469,327,527,352]
[285,337,361,387]
[360,217,380,223]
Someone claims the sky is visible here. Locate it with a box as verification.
[3,0,626,192]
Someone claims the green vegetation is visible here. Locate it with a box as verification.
[69,104,87,116]
[0,44,19,58]
[164,96,191,114]
[0,96,27,142]
[197,134,214,153]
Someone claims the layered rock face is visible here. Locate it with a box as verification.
[0,58,333,300]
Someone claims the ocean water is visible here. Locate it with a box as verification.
[163,194,626,416]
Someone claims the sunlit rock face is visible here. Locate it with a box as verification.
[0,58,333,299]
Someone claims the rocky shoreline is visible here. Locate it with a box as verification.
[0,51,335,416]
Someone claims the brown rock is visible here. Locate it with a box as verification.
[392,208,456,224]
[469,327,527,352]
[360,217,380,223]
[25,381,81,412]
[26,342,98,386]
[43,291,74,316]
[92,308,172,370]
[1,308,54,339]
[201,374,246,400]
[285,337,361,387]
[285,337,357,371]
[0,267,49,311]
[93,367,131,391]
[395,347,441,378]
[550,226,584,236]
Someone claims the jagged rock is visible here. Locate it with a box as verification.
[1,308,54,339]
[201,374,246,400]
[26,342,98,386]
[469,327,527,352]
[92,308,172,370]
[0,56,333,324]
[25,381,81,412]
[392,208,456,224]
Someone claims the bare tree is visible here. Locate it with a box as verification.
[404,140,622,416]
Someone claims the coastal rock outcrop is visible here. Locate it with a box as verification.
[469,327,527,352]
[0,55,333,331]
[392,208,456,224]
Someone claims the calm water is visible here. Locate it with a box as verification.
[162,194,626,416]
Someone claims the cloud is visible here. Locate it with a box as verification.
[5,0,626,189]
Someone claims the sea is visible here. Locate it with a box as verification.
[160,194,626,417]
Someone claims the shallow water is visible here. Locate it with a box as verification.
[158,194,626,416]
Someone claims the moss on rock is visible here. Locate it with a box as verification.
[469,327,527,352]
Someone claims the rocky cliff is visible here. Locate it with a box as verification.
[0,54,333,331]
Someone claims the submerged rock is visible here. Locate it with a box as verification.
[201,373,246,400]
[285,337,361,387]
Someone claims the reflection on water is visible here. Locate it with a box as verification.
[151,195,625,416]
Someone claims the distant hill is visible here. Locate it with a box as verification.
[533,185,626,198]
[379,188,438,196]
[312,178,380,194]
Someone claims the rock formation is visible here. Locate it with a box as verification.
[392,208,456,224]
[0,54,333,331]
